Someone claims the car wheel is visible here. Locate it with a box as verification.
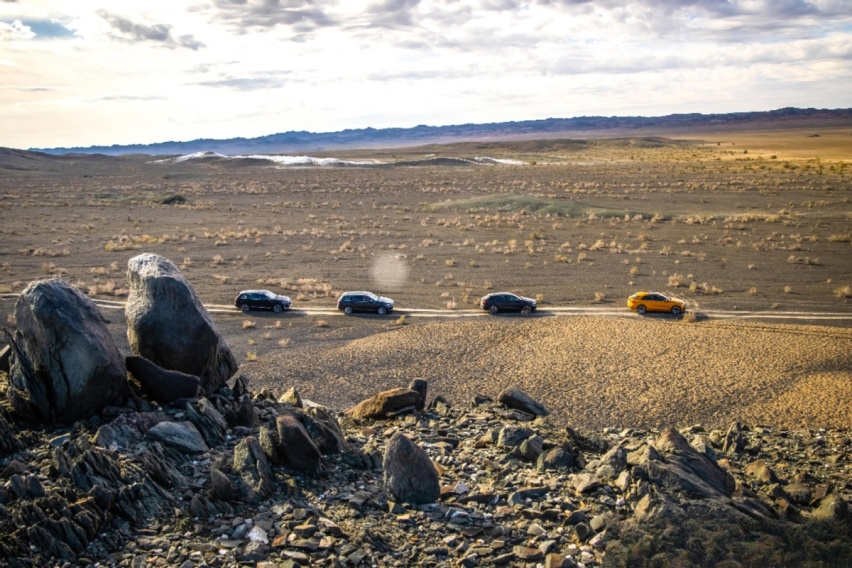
[241,304,250,313]
[343,305,353,315]
[671,306,682,315]
[489,305,499,315]
[521,305,532,315]
[636,305,647,315]
[273,304,283,313]
[377,306,387,315]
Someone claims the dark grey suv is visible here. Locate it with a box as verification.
[480,292,537,315]
[235,290,292,313]
[337,291,394,315]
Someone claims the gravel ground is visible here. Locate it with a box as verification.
[248,316,852,431]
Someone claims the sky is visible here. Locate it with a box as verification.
[1,0,851,150]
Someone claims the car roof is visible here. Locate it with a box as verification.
[239,289,275,294]
[340,291,375,295]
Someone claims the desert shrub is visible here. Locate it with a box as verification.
[242,320,256,329]
[827,233,851,242]
[834,285,851,298]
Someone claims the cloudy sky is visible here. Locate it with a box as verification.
[2,0,851,150]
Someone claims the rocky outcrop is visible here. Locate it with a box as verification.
[0,378,848,568]
[125,253,237,393]
[6,279,127,422]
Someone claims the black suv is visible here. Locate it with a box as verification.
[337,291,394,315]
[235,290,292,313]
[480,292,537,315]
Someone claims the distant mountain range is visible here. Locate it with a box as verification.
[32,107,852,156]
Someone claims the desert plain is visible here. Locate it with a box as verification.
[1,122,851,431]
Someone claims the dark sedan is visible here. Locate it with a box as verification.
[480,292,537,315]
[235,290,292,313]
[337,291,394,315]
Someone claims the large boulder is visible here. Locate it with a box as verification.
[125,254,237,393]
[383,433,440,505]
[7,279,127,422]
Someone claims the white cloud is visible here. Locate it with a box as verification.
[0,0,850,149]
[0,19,35,40]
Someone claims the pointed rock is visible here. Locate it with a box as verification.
[278,387,304,408]
[234,436,274,502]
[276,414,321,471]
[125,253,237,393]
[383,433,440,505]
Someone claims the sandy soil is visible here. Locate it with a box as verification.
[240,315,852,432]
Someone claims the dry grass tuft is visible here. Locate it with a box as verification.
[242,320,256,329]
[834,285,851,299]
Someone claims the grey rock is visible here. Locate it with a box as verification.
[0,344,10,373]
[186,398,228,447]
[498,425,534,448]
[785,483,813,505]
[7,279,127,422]
[278,386,303,408]
[276,414,321,471]
[383,433,440,505]
[0,413,23,455]
[125,253,237,393]
[497,387,549,416]
[234,436,274,502]
[537,444,575,472]
[145,421,209,454]
[126,355,200,403]
[510,435,544,461]
[407,378,428,410]
[744,459,778,484]
[811,494,848,522]
[210,468,235,502]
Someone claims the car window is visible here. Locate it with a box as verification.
[365,292,378,301]
[262,291,275,299]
